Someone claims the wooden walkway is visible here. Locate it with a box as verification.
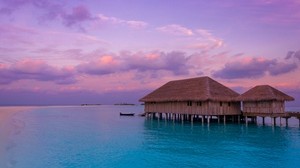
[145,111,300,127]
[243,111,300,126]
[243,112,300,118]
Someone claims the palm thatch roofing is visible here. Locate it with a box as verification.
[237,85,294,101]
[139,76,239,102]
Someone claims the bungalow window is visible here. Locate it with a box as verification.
[220,102,223,106]
[187,101,192,106]
[196,101,202,106]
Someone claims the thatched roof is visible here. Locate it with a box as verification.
[139,76,239,102]
[237,85,294,101]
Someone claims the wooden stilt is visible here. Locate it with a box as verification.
[202,115,205,124]
[218,116,220,123]
[262,117,265,125]
[224,115,226,125]
[279,117,282,126]
[273,117,276,126]
[286,117,288,127]
[238,115,240,124]
[207,116,210,124]
[245,116,248,125]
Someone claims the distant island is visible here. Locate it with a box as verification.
[114,103,135,106]
[81,104,102,106]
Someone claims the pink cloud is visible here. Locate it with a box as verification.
[0,59,77,84]
[76,51,190,76]
[77,55,124,75]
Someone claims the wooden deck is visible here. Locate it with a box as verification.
[242,112,300,118]
[243,112,300,118]
[145,111,300,127]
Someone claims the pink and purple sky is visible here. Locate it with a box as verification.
[0,0,300,106]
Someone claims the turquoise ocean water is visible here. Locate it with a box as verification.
[1,105,300,168]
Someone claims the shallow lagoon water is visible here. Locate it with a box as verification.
[2,105,300,168]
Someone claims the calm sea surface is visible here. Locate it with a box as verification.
[1,105,300,168]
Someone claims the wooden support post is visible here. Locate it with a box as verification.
[273,117,276,126]
[202,115,205,124]
[279,117,282,126]
[218,116,220,123]
[238,115,240,124]
[245,116,248,125]
[262,117,265,125]
[191,115,194,123]
[286,117,289,127]
[207,116,210,124]
[224,115,226,125]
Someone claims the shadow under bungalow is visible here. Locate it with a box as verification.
[139,76,300,126]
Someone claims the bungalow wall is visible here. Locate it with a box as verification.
[243,100,285,114]
[144,100,241,115]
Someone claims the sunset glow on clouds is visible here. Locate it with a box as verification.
[1,0,300,105]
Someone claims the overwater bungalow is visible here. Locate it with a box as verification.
[237,85,295,125]
[238,85,294,114]
[139,76,241,122]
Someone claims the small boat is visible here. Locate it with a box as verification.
[120,113,135,116]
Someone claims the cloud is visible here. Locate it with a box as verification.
[157,24,194,36]
[269,62,298,75]
[156,25,224,52]
[0,0,91,30]
[76,51,190,76]
[0,0,147,31]
[0,0,32,15]
[96,14,148,29]
[128,51,190,75]
[125,20,148,29]
[212,57,297,79]
[0,59,77,84]
[286,50,300,61]
[193,29,224,49]
[61,5,93,28]
[77,55,124,75]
